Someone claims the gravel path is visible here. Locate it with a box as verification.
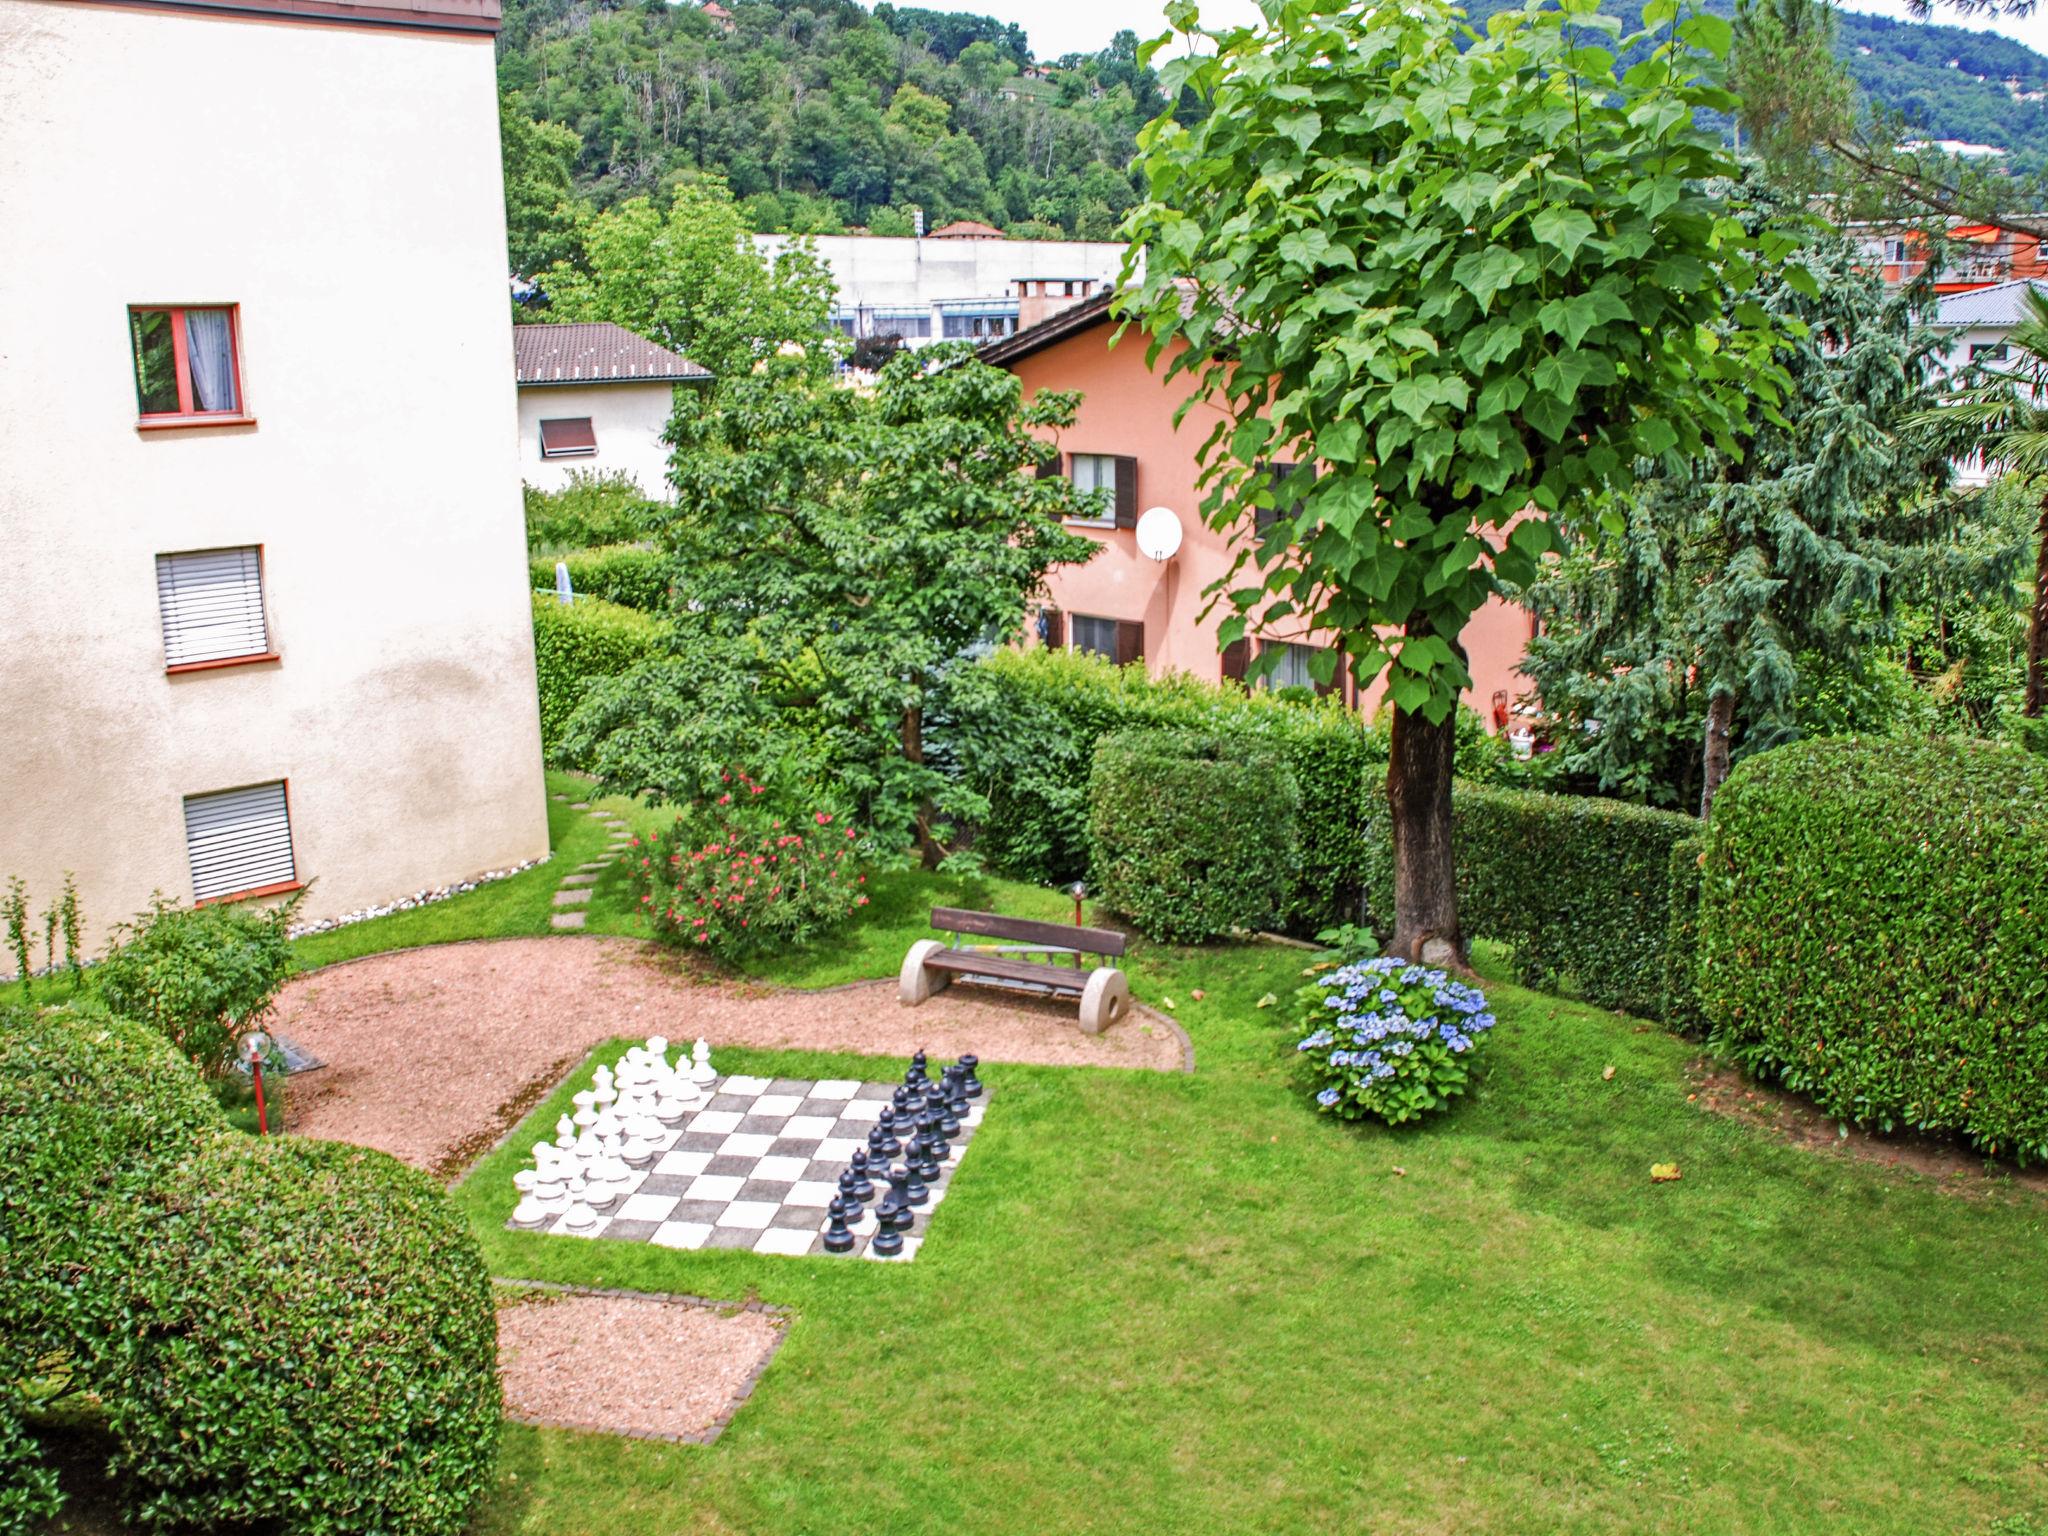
[497,1289,785,1443]
[274,936,1186,1175]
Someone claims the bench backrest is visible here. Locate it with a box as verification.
[930,906,1128,958]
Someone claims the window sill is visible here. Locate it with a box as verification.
[166,652,281,676]
[137,413,258,433]
[1064,517,1118,531]
[196,879,304,908]
[540,450,599,460]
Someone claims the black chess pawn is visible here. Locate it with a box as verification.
[870,1224,904,1257]
[902,1152,931,1205]
[920,1109,953,1157]
[849,1149,876,1199]
[822,1202,855,1253]
[837,1168,869,1208]
[892,1085,915,1112]
[867,1122,900,1162]
[887,1197,916,1231]
[932,1096,961,1136]
[908,1048,929,1083]
[956,1054,983,1098]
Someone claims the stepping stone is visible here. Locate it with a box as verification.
[559,873,600,887]
[577,862,612,872]
[553,888,593,906]
[551,793,568,802]
[570,801,591,810]
[550,911,587,931]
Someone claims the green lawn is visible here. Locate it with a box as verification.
[24,783,2048,1534]
[454,927,2048,1536]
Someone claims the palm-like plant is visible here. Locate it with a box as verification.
[1915,287,2048,719]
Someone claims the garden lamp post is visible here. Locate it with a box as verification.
[239,1029,272,1136]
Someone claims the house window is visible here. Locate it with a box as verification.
[1884,238,1910,263]
[1067,613,1144,666]
[1258,642,1320,692]
[183,781,299,904]
[941,311,1018,338]
[877,314,932,338]
[1257,462,1316,536]
[1067,454,1122,527]
[129,305,244,422]
[539,417,598,458]
[1971,342,2010,362]
[156,547,272,671]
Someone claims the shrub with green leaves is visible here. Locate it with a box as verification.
[0,1003,226,1536]
[529,542,669,610]
[530,591,662,756]
[1698,736,2048,1162]
[92,895,299,1075]
[1361,781,1696,1019]
[1086,729,1299,943]
[1292,958,1499,1124]
[523,468,661,552]
[102,1137,501,1536]
[1660,833,1708,1036]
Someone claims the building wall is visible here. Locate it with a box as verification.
[0,0,548,966]
[1007,324,1537,722]
[517,381,682,498]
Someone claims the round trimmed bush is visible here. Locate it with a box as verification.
[529,543,669,611]
[1086,728,1299,943]
[101,1137,501,1536]
[1699,736,2048,1162]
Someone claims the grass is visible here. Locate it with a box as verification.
[23,790,2048,1533]
[447,923,2048,1536]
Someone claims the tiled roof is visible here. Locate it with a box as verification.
[1935,278,2048,328]
[977,288,1116,365]
[513,322,710,385]
[929,220,1005,239]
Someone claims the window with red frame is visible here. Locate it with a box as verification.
[130,306,243,419]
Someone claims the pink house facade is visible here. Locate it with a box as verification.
[982,292,1536,724]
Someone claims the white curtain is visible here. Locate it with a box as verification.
[184,309,237,412]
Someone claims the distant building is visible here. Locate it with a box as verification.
[927,220,1005,240]
[700,1,733,28]
[754,232,1127,349]
[1932,278,2048,485]
[514,323,710,497]
[981,292,1535,726]
[0,0,549,964]
[1851,220,2048,292]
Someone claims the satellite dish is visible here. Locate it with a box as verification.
[1135,506,1184,562]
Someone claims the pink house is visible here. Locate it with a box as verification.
[982,290,1536,725]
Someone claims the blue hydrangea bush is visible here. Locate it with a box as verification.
[1293,958,1498,1125]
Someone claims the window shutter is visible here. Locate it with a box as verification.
[1220,638,1249,682]
[156,547,268,667]
[1039,607,1064,648]
[1035,450,1064,480]
[539,417,598,458]
[1113,456,1138,528]
[183,781,296,902]
[1115,619,1145,668]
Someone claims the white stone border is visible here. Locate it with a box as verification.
[288,856,552,938]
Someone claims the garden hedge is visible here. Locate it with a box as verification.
[529,542,669,611]
[1660,834,1709,1036]
[530,591,662,756]
[1697,736,2048,1162]
[1087,729,1299,942]
[946,648,1442,930]
[523,469,660,552]
[1362,782,1698,1019]
[102,1137,502,1536]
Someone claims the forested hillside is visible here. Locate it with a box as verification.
[496,0,1162,243]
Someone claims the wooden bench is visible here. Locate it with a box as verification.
[899,906,1132,1035]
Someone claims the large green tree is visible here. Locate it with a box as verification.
[558,344,1100,862]
[1520,215,1962,814]
[1123,0,1792,962]
[537,181,836,381]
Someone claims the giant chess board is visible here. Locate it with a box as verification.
[512,1069,985,1262]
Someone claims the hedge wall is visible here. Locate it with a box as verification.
[1087,730,1299,942]
[530,592,662,756]
[1660,834,1709,1036]
[944,648,1389,931]
[530,543,669,611]
[1362,782,1698,1019]
[1698,736,2048,1163]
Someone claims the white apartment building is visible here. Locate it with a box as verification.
[0,0,549,964]
[514,322,710,497]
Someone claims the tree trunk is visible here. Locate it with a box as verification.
[1699,689,1735,821]
[2025,493,2048,719]
[1386,703,1462,968]
[901,699,944,870]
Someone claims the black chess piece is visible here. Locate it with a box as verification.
[887,1198,915,1231]
[902,1153,930,1205]
[908,1048,930,1084]
[932,1096,961,1136]
[891,1085,915,1112]
[822,1202,855,1253]
[837,1169,868,1208]
[870,1224,904,1257]
[920,1109,953,1157]
[869,1118,901,1160]
[849,1149,876,1199]
[956,1054,983,1098]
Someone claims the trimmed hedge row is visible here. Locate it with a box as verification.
[530,543,670,611]
[531,591,662,756]
[1698,736,2048,1163]
[1087,730,1300,942]
[1661,834,1708,1036]
[0,1006,500,1536]
[944,648,1393,931]
[1362,782,1698,1019]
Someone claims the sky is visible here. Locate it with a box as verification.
[979,0,2048,66]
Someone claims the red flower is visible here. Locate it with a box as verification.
[814,811,833,825]
[857,895,870,906]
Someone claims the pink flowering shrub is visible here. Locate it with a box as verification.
[631,770,870,961]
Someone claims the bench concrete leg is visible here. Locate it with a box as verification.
[1077,966,1130,1035]
[899,940,952,1006]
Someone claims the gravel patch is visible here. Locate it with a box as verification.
[497,1289,786,1443]
[274,937,1184,1175]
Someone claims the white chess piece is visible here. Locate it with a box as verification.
[560,1198,599,1235]
[572,1090,599,1129]
[621,1132,654,1168]
[554,1115,577,1149]
[689,1038,716,1084]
